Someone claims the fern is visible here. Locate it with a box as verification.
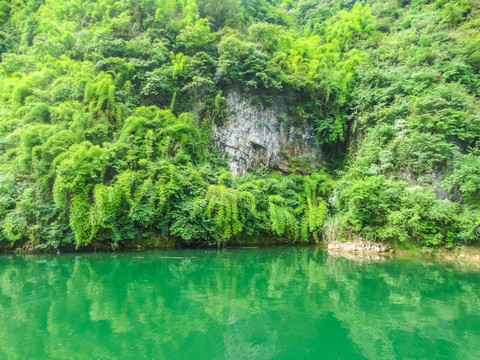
[300,198,328,242]
[268,195,299,241]
[204,185,255,247]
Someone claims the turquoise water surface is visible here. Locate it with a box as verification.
[1,247,479,359]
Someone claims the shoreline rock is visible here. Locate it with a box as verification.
[327,240,480,266]
[327,240,393,255]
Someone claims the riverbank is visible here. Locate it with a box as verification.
[327,240,480,266]
[3,238,480,266]
[0,235,292,254]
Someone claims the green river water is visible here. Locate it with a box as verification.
[1,247,479,359]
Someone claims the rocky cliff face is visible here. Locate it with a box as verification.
[212,91,318,175]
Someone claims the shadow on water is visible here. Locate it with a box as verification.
[0,247,479,359]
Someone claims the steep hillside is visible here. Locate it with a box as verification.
[0,0,478,250]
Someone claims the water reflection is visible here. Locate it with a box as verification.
[0,248,479,359]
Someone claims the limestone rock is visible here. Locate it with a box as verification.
[327,240,392,255]
[212,91,318,175]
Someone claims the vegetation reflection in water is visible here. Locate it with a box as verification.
[1,247,479,359]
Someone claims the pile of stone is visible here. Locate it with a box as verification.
[327,240,393,255]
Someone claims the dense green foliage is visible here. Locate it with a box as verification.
[0,0,478,250]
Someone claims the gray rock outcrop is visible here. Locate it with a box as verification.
[212,91,318,175]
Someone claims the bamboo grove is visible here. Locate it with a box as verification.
[0,0,478,250]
